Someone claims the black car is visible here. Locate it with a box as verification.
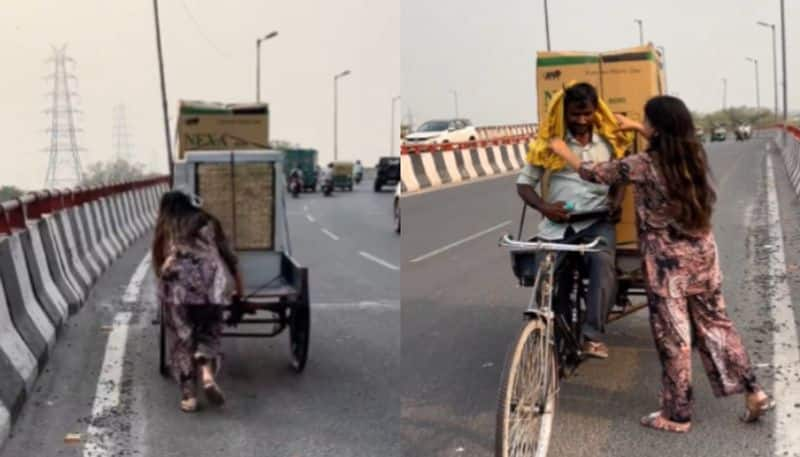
[374,156,400,192]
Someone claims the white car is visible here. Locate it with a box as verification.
[403,119,478,145]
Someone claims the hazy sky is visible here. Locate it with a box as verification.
[401,0,798,128]
[1,0,400,190]
[3,1,797,191]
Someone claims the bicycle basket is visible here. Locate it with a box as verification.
[510,249,539,287]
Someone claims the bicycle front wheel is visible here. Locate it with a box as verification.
[495,318,558,457]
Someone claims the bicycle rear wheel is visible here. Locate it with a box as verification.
[495,318,558,457]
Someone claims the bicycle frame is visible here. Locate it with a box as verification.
[500,235,603,376]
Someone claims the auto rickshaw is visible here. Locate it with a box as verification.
[332,161,354,191]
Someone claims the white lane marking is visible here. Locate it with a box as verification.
[306,214,316,223]
[83,312,132,457]
[122,253,151,303]
[303,301,400,311]
[359,251,400,271]
[409,220,512,263]
[0,404,8,451]
[321,228,340,241]
[765,154,800,454]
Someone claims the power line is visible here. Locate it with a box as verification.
[179,0,231,58]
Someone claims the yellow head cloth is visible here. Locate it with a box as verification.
[527,82,634,170]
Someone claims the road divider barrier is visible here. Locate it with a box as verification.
[0,177,168,449]
[778,125,800,196]
[476,123,537,141]
[400,135,532,193]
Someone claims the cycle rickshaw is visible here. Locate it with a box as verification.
[494,42,665,457]
[159,149,311,376]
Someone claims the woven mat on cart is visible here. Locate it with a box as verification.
[196,162,275,250]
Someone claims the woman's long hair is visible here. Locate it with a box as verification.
[152,190,237,277]
[644,96,716,232]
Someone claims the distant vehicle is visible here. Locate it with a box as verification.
[354,160,364,184]
[288,173,302,198]
[695,127,705,142]
[283,148,318,192]
[394,184,401,234]
[735,124,752,141]
[710,126,727,142]
[332,161,354,191]
[403,119,478,145]
[321,177,333,197]
[374,156,400,192]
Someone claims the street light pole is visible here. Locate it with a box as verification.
[543,0,551,51]
[757,21,779,120]
[152,0,173,184]
[780,0,788,135]
[746,57,761,110]
[722,77,727,111]
[256,31,278,102]
[391,96,401,156]
[333,70,351,161]
[634,19,643,45]
[451,90,459,118]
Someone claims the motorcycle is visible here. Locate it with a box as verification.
[354,170,363,185]
[321,178,334,197]
[289,175,302,198]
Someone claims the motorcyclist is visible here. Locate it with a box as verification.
[289,166,304,182]
[321,163,334,195]
[289,166,304,192]
[353,160,364,182]
[321,163,334,182]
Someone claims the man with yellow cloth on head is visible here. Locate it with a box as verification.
[517,82,633,360]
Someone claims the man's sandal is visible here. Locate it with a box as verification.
[640,411,691,433]
[740,391,773,423]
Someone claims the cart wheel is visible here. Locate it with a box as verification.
[289,302,310,373]
[159,304,169,377]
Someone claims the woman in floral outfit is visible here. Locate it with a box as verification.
[152,190,242,412]
[549,95,771,433]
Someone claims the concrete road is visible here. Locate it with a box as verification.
[401,139,798,457]
[1,177,400,457]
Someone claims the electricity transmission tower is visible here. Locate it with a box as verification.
[112,104,133,162]
[43,45,85,188]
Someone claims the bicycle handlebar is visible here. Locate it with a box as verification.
[498,234,603,254]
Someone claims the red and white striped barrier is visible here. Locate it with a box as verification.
[476,123,537,141]
[401,135,533,193]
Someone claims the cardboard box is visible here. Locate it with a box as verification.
[177,101,269,160]
[535,44,665,245]
[536,45,664,124]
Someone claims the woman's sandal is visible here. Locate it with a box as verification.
[640,411,691,433]
[180,396,198,412]
[202,379,225,406]
[180,379,198,412]
[198,363,225,406]
[740,390,773,423]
